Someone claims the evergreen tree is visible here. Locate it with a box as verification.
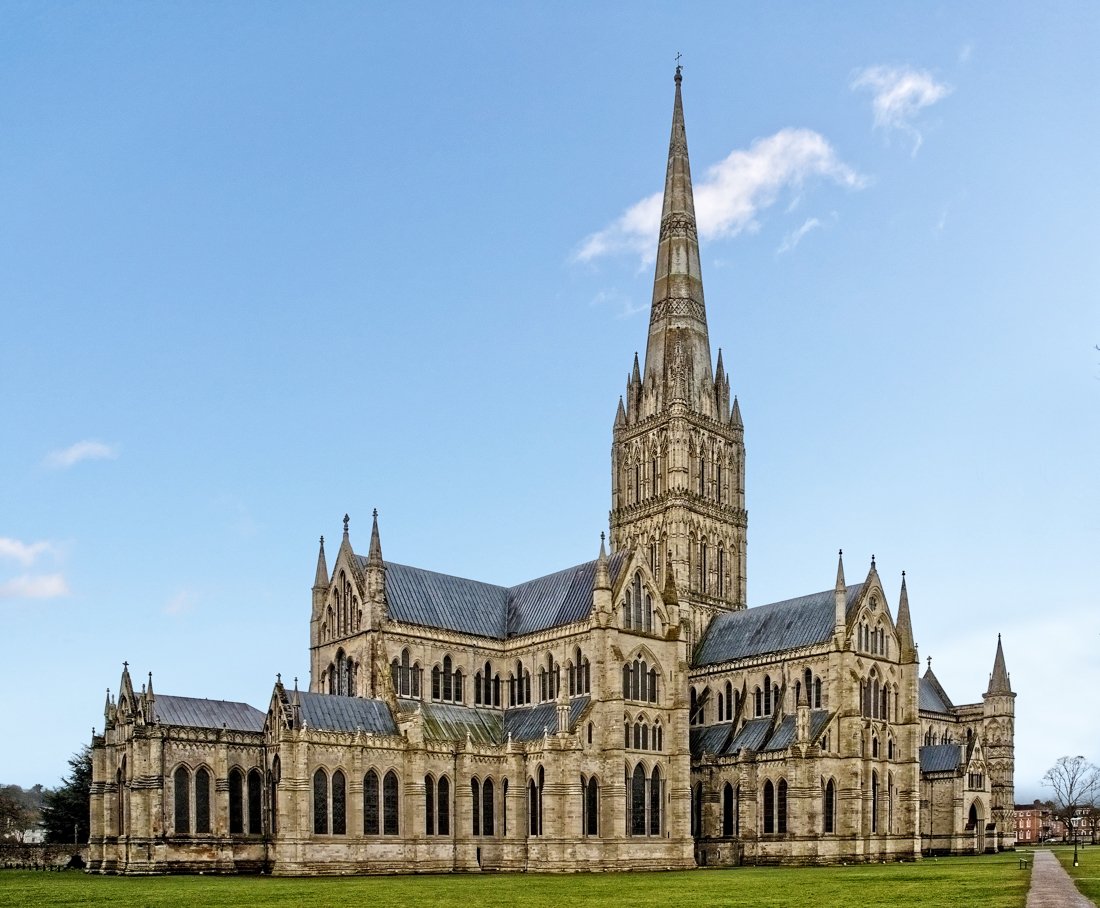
[41,746,92,844]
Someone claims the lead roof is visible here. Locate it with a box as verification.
[920,743,963,773]
[689,710,832,759]
[153,695,266,732]
[694,585,864,667]
[363,553,629,640]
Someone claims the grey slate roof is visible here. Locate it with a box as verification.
[296,691,397,734]
[505,697,591,741]
[411,697,592,745]
[153,695,265,732]
[920,743,963,773]
[694,585,864,666]
[365,552,629,640]
[919,672,954,714]
[688,710,832,759]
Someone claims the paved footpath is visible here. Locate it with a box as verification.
[1026,849,1095,908]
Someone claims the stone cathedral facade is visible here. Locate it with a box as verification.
[88,70,1015,875]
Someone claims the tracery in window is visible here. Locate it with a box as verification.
[434,655,463,703]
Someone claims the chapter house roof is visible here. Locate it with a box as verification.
[694,584,864,667]
[359,552,630,639]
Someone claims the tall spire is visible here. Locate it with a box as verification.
[642,66,714,412]
[367,509,383,567]
[313,535,329,589]
[986,634,1012,694]
[895,571,917,662]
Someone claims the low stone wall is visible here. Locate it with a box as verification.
[0,842,90,869]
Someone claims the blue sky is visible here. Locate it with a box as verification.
[1,4,1096,802]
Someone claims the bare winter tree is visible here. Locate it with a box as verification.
[1042,755,1100,839]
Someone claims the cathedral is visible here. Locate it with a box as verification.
[88,70,1015,874]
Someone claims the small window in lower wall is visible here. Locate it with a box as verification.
[437,776,450,835]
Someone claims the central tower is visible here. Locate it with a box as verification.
[610,68,747,646]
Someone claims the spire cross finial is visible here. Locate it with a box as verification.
[675,52,683,81]
[927,656,932,670]
[343,514,350,534]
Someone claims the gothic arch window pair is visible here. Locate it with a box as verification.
[623,715,663,752]
[566,647,591,696]
[861,672,895,721]
[762,779,788,835]
[626,762,662,837]
[361,768,400,836]
[539,654,560,702]
[690,686,709,726]
[859,620,890,657]
[508,661,532,706]
[327,649,357,697]
[623,656,659,704]
[431,655,464,703]
[716,681,739,722]
[391,648,422,699]
[424,774,450,836]
[528,767,544,836]
[471,775,507,836]
[474,661,501,706]
[172,764,212,835]
[622,571,654,633]
[313,768,347,835]
[795,669,825,709]
[228,767,263,835]
[753,676,781,718]
[580,775,600,837]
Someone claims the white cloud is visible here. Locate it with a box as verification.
[0,573,69,599]
[163,590,196,616]
[0,537,53,566]
[574,128,863,264]
[777,217,822,255]
[851,65,952,154]
[45,440,119,469]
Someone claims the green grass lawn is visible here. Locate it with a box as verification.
[0,852,1032,908]
[1051,843,1100,904]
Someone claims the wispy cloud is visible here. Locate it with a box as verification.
[0,537,53,567]
[574,128,864,264]
[777,217,822,255]
[0,573,69,599]
[958,44,973,64]
[45,439,119,470]
[163,590,196,616]
[851,65,952,154]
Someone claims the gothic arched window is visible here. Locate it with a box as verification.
[193,766,210,834]
[332,770,347,835]
[313,768,328,835]
[383,771,400,835]
[363,769,379,835]
[229,767,244,834]
[173,765,190,834]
